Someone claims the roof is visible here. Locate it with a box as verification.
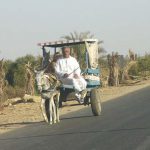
[37,39,98,48]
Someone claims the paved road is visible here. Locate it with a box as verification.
[0,86,150,150]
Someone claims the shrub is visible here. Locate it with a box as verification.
[4,86,25,99]
[14,86,25,99]
[5,86,16,99]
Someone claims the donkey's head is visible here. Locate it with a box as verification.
[34,69,44,92]
[34,69,50,92]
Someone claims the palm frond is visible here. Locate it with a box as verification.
[74,31,79,39]
[98,40,103,44]
[61,36,72,40]
[70,32,75,41]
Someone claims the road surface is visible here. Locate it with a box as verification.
[0,86,150,150]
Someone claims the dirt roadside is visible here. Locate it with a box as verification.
[0,80,150,134]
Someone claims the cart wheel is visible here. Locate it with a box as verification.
[90,88,101,116]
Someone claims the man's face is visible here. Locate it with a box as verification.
[62,47,70,58]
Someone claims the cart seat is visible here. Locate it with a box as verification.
[61,84,74,89]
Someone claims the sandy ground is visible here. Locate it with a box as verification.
[0,80,150,134]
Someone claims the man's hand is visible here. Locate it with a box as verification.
[63,73,69,78]
[74,74,79,79]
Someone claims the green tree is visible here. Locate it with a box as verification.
[137,54,150,76]
[5,54,39,88]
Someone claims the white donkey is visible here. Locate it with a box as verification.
[35,70,60,124]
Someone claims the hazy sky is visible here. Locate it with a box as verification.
[0,0,150,60]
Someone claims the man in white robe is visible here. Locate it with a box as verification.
[55,47,87,103]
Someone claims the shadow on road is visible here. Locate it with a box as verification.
[61,115,93,120]
[0,115,93,127]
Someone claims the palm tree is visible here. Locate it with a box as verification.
[61,31,95,41]
[61,31,106,68]
[61,31,105,53]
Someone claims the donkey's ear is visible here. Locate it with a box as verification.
[34,67,37,74]
[41,70,45,74]
[41,66,47,73]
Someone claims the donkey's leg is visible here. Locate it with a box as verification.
[56,93,60,122]
[49,97,53,125]
[115,77,119,86]
[41,98,49,123]
[51,95,57,124]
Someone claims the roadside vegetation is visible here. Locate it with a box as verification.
[0,31,150,107]
[0,55,42,107]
